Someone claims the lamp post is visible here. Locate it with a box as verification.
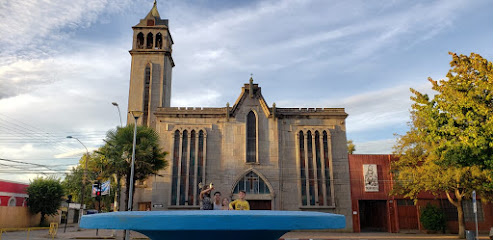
[66,136,89,231]
[125,110,143,240]
[111,102,123,212]
[112,102,123,127]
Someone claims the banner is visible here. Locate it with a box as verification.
[91,180,111,197]
[101,180,110,195]
[363,164,379,192]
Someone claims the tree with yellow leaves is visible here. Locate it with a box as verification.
[393,52,493,238]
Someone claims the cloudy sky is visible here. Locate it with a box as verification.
[0,0,492,183]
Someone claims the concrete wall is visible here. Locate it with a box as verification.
[0,206,60,228]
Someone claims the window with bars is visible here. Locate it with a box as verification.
[463,200,484,222]
[439,199,484,222]
[298,130,334,207]
[246,111,257,163]
[170,129,206,207]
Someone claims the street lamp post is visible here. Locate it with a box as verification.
[111,102,124,239]
[111,102,123,212]
[66,136,89,231]
[112,102,123,127]
[125,110,143,240]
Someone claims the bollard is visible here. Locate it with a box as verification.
[49,222,59,239]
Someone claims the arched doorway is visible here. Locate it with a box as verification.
[231,169,274,210]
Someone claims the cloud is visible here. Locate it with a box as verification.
[0,59,61,99]
[0,0,485,182]
[355,138,397,154]
[0,0,131,54]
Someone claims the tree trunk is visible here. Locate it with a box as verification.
[124,174,130,211]
[457,198,465,239]
[445,191,465,239]
[40,213,45,226]
[114,174,121,211]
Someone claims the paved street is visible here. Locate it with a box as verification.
[0,225,491,240]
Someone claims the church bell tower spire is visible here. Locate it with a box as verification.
[127,1,174,127]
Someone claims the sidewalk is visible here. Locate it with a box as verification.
[1,226,491,240]
[282,231,491,240]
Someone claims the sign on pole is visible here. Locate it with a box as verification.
[92,180,111,197]
[473,190,478,240]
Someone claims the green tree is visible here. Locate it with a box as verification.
[27,177,64,226]
[99,124,168,210]
[62,165,92,208]
[347,140,356,154]
[393,52,493,238]
[63,152,116,211]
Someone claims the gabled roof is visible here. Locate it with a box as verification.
[230,78,271,117]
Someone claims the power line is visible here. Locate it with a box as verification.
[0,114,109,153]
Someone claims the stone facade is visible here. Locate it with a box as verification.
[127,2,353,231]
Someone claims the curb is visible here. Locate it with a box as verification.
[70,237,115,239]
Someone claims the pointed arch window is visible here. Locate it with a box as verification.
[246,111,257,163]
[156,32,163,49]
[233,171,270,194]
[136,32,144,49]
[146,32,153,49]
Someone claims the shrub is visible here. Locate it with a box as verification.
[420,203,446,233]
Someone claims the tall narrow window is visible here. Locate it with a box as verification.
[196,130,204,205]
[188,130,196,205]
[299,131,307,206]
[146,32,153,49]
[156,32,163,49]
[323,131,332,205]
[246,111,256,163]
[307,131,315,205]
[142,64,151,125]
[171,129,207,207]
[298,130,333,207]
[171,131,180,205]
[136,32,144,49]
[315,131,324,206]
[179,130,188,205]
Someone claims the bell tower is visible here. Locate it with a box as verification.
[127,0,174,127]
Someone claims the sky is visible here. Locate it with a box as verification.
[0,0,492,183]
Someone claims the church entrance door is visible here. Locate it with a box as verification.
[249,200,271,210]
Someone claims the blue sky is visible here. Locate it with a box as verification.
[0,0,492,183]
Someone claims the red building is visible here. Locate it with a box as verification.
[349,154,493,233]
[0,179,28,207]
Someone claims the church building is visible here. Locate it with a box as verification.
[127,2,353,231]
